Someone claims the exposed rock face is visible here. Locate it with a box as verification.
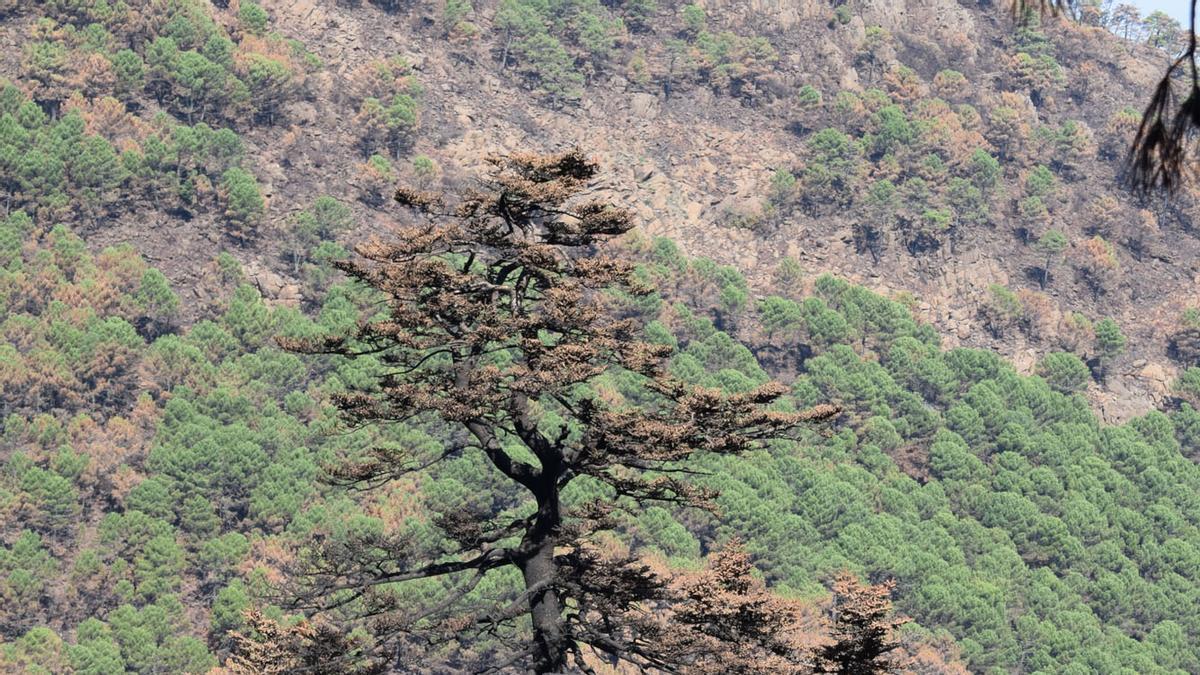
[629,92,660,118]
[701,0,827,29]
[859,0,980,60]
[243,261,302,308]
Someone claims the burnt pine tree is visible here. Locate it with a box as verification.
[813,573,909,674]
[227,611,385,675]
[278,151,836,672]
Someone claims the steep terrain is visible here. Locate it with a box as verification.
[6,0,1193,419]
[4,0,1200,672]
[199,0,1200,420]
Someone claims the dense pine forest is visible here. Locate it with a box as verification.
[5,0,1200,672]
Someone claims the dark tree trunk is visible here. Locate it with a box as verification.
[520,485,567,673]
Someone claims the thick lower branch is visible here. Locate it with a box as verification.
[466,420,540,490]
[299,548,509,613]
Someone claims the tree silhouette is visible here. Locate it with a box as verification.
[279,151,837,672]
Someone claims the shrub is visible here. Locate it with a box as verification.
[412,155,438,184]
[768,168,797,206]
[933,69,968,100]
[1175,368,1200,407]
[621,0,658,29]
[111,49,145,100]
[219,168,264,243]
[238,2,270,36]
[288,196,352,272]
[357,154,396,205]
[775,257,804,289]
[1094,318,1126,359]
[797,85,822,108]
[1025,165,1055,198]
[681,4,706,35]
[981,284,1024,337]
[1072,236,1119,299]
[968,149,1001,195]
[511,32,584,103]
[1037,352,1090,393]
[443,0,473,35]
[355,94,419,158]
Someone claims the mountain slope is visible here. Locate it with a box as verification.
[3,0,1200,672]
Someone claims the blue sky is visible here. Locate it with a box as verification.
[1133,0,1191,25]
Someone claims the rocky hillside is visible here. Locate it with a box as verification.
[4,0,1193,423]
[244,0,1200,425]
